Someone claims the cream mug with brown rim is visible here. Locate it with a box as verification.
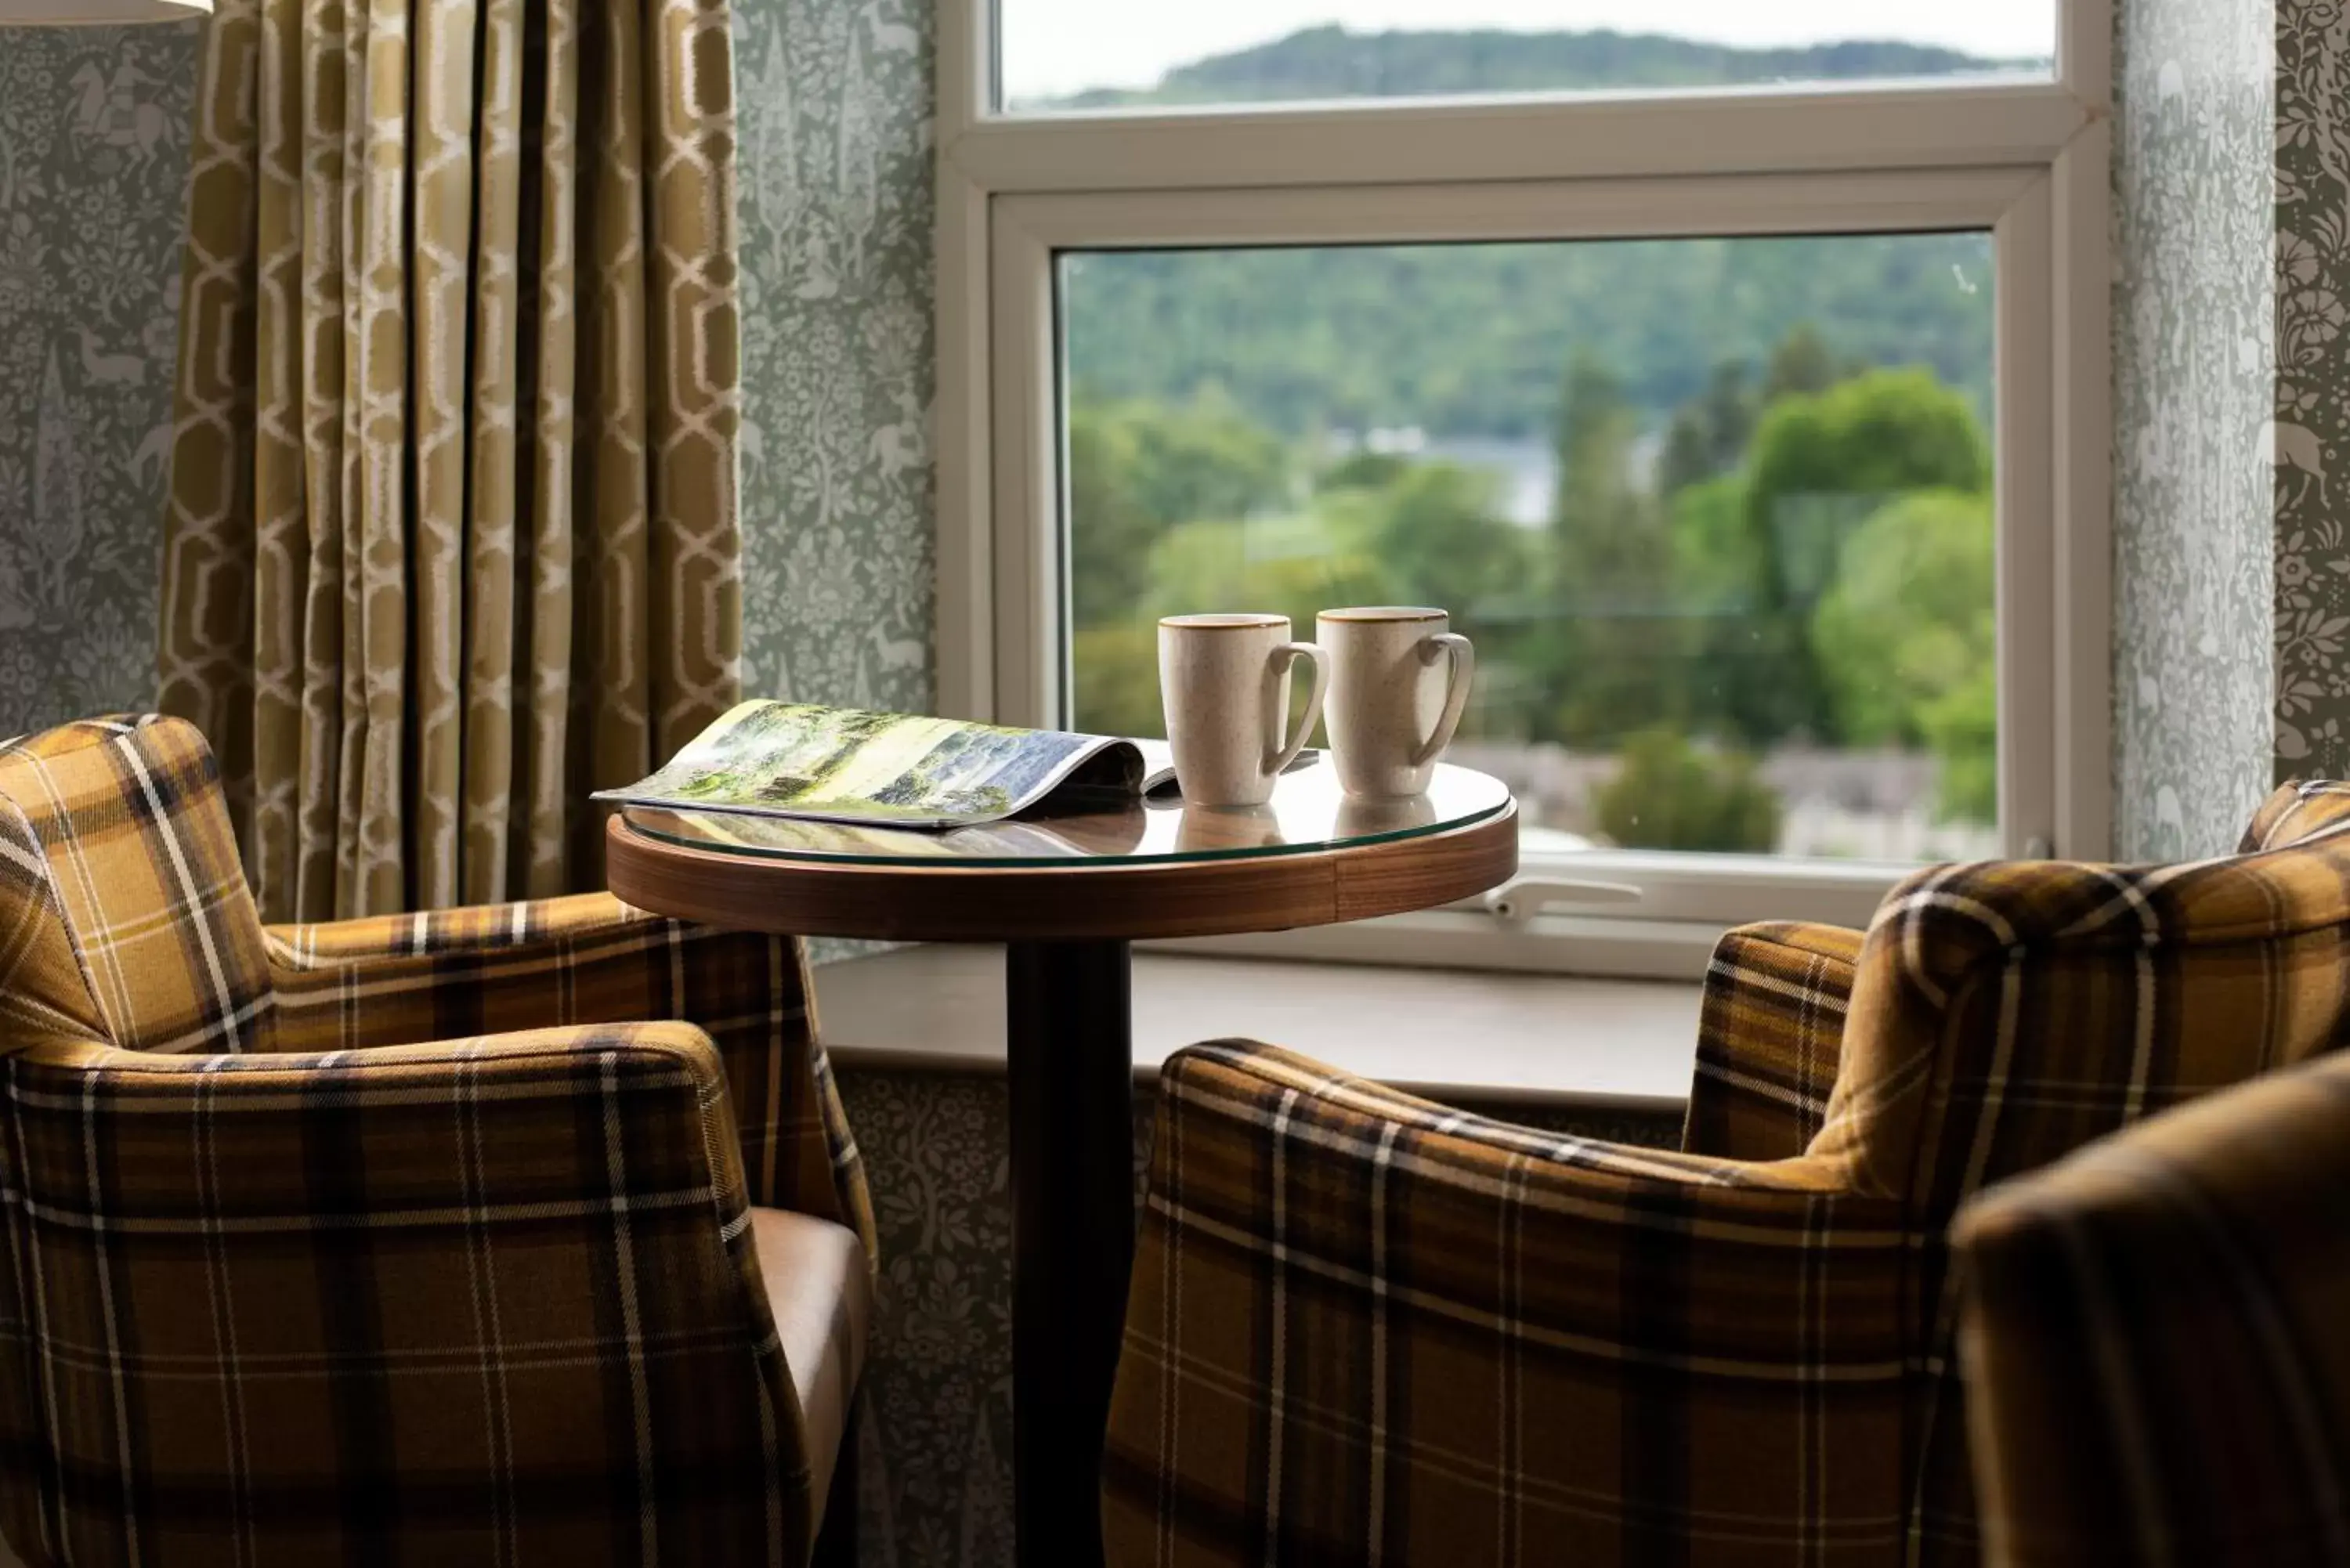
[1158,613,1330,807]
[1318,606,1475,798]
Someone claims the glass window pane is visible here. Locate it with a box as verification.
[1000,4,2055,113]
[1059,234,2001,864]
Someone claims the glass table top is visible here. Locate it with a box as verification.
[623,756,1510,869]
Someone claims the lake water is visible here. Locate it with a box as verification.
[1417,436,1556,527]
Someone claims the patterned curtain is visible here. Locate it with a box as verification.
[157,0,743,921]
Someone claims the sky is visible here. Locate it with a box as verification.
[1000,2,2057,100]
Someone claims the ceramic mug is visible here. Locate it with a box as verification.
[1176,802,1282,854]
[1318,606,1475,799]
[1333,792,1437,840]
[1159,613,1330,807]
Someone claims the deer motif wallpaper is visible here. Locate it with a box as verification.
[2276,0,2350,790]
[736,0,936,717]
[2110,0,2279,858]
[0,23,198,735]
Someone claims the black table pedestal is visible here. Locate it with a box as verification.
[1004,939,1136,1568]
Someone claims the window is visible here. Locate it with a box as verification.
[938,1,2112,976]
[1062,234,2002,869]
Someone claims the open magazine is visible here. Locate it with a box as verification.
[624,806,1148,861]
[591,701,1177,831]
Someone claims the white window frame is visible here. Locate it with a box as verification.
[934,2,2113,978]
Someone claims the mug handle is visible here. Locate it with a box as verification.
[1267,641,1331,778]
[1410,633,1477,768]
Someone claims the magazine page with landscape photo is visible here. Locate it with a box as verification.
[595,703,1156,830]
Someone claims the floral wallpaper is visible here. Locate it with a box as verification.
[2110,0,2279,860]
[732,0,934,968]
[2277,0,2350,787]
[736,0,935,717]
[0,22,197,737]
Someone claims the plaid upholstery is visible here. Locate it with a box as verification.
[0,716,872,1565]
[266,893,873,1242]
[0,716,277,1060]
[1683,919,1863,1160]
[1956,1051,2350,1567]
[1107,783,2350,1567]
[2237,776,2350,853]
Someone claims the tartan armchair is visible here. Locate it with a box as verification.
[1104,781,2350,1567]
[0,715,873,1566]
[1955,1048,2350,1568]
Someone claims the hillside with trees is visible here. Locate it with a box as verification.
[1032,24,2033,110]
[1068,338,1998,849]
[1064,235,1995,443]
[1054,29,2015,437]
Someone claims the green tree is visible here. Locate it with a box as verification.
[1138,516,1394,635]
[1066,392,1293,623]
[1656,474,1767,739]
[1314,449,1414,493]
[1066,404,1158,622]
[1762,323,1849,403]
[1551,356,1649,544]
[1665,475,1755,609]
[1069,623,1164,739]
[1543,357,1688,745]
[1705,367,1993,745]
[1657,327,1869,497]
[1810,490,1994,743]
[1590,728,1783,851]
[1658,359,1757,497]
[1748,367,1990,511]
[1122,388,1292,527]
[1810,490,1998,822]
[1922,668,1998,825]
[1321,459,1531,618]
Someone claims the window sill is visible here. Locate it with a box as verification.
[814,945,1700,1113]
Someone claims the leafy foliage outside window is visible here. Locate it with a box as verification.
[1063,244,2000,860]
[1590,731,1783,854]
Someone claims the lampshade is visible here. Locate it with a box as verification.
[0,0,211,20]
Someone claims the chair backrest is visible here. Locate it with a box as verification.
[1956,1050,2350,1568]
[1818,829,2350,1213]
[0,716,274,1058]
[2240,777,2350,853]
[1807,782,2350,1560]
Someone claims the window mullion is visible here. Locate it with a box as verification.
[949,81,2092,196]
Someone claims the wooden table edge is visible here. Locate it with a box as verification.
[606,803,1520,942]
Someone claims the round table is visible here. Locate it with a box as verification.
[606,761,1517,1568]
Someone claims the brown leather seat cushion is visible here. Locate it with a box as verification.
[749,1208,872,1527]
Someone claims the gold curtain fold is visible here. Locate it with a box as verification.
[157,0,743,921]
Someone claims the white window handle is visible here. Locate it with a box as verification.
[1482,876,1646,923]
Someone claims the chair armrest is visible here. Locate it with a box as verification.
[1682,919,1866,1160]
[1,1024,830,1559]
[266,891,871,1252]
[1106,1040,1908,1563]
